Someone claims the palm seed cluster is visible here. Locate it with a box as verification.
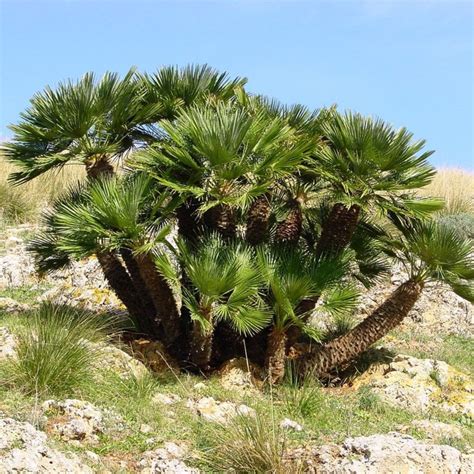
[3,65,473,383]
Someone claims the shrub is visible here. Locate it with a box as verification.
[7,303,112,396]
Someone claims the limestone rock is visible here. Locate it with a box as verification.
[0,297,30,313]
[39,284,124,313]
[410,420,463,440]
[0,327,17,360]
[90,342,149,380]
[152,393,182,405]
[218,357,263,391]
[42,399,105,445]
[186,396,255,424]
[130,339,179,374]
[280,418,303,432]
[286,432,474,473]
[139,442,199,473]
[0,416,92,473]
[353,354,474,417]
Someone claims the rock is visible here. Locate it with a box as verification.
[0,297,30,313]
[0,327,17,360]
[193,382,206,391]
[280,418,303,432]
[410,420,463,440]
[90,342,149,380]
[286,432,474,473]
[42,399,104,445]
[0,253,36,288]
[130,339,180,374]
[187,397,255,424]
[0,416,92,473]
[140,423,153,434]
[353,354,474,417]
[152,393,182,405]
[218,357,263,391]
[39,284,125,313]
[138,442,198,473]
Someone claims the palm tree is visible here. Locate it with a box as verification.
[309,111,440,259]
[160,235,271,370]
[257,247,358,383]
[297,220,474,377]
[28,175,180,343]
[134,102,314,240]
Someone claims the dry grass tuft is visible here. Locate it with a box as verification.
[419,168,474,215]
[0,156,84,224]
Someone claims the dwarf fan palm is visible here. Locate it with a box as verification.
[309,111,440,258]
[157,235,271,370]
[298,220,474,377]
[257,246,358,383]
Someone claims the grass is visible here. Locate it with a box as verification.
[197,413,289,473]
[3,302,114,397]
[0,156,84,225]
[418,167,474,215]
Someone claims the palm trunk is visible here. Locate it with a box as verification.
[120,248,162,338]
[204,204,236,239]
[96,250,145,322]
[176,197,202,244]
[298,279,424,377]
[136,254,181,346]
[189,312,214,371]
[265,327,288,384]
[85,157,114,180]
[246,195,271,245]
[275,199,302,244]
[315,203,361,258]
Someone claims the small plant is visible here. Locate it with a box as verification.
[281,361,321,419]
[429,369,443,388]
[357,386,385,413]
[7,302,112,397]
[200,412,288,473]
[322,312,356,342]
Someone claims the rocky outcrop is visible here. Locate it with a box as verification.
[90,342,150,380]
[217,357,263,392]
[186,396,255,424]
[286,432,474,473]
[0,327,16,360]
[352,354,474,417]
[0,416,92,473]
[0,297,30,313]
[138,442,199,473]
[41,399,124,445]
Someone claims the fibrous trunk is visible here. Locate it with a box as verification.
[246,195,271,245]
[176,197,202,244]
[136,254,181,346]
[120,248,162,338]
[85,157,114,180]
[204,204,236,239]
[315,203,361,258]
[265,327,288,384]
[96,250,145,323]
[275,199,302,244]
[189,313,214,371]
[298,279,423,377]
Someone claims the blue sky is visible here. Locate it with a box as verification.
[1,0,472,169]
